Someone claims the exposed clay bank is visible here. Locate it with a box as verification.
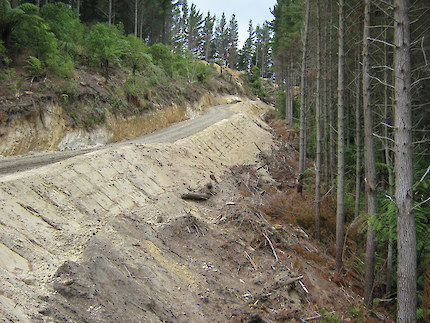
[0,93,244,156]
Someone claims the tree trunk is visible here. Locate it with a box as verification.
[363,0,377,306]
[139,5,144,39]
[354,53,361,220]
[328,1,336,189]
[76,0,80,17]
[384,29,395,298]
[108,0,113,25]
[315,0,322,241]
[285,59,293,125]
[11,0,18,8]
[393,0,416,321]
[335,0,345,275]
[134,0,138,37]
[299,0,310,174]
[323,2,329,192]
[285,75,290,121]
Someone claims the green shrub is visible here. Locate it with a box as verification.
[24,56,44,78]
[148,43,175,75]
[124,34,151,75]
[244,66,266,98]
[45,53,74,79]
[17,2,38,15]
[194,61,214,83]
[8,3,73,78]
[84,23,125,76]
[0,67,15,81]
[40,2,84,58]
[11,12,57,58]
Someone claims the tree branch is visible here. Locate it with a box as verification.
[371,65,394,71]
[368,74,395,88]
[263,232,278,262]
[412,76,430,88]
[421,36,429,69]
[368,37,395,48]
[412,196,430,211]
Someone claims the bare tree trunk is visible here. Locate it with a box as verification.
[315,0,322,241]
[323,1,329,192]
[328,1,336,189]
[363,0,377,305]
[108,0,113,25]
[134,0,138,37]
[335,0,345,275]
[299,0,311,174]
[394,0,416,321]
[383,28,395,298]
[285,60,293,125]
[139,5,144,39]
[285,72,291,122]
[76,0,80,17]
[354,53,361,220]
[323,69,329,191]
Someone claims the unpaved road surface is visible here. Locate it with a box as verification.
[0,103,236,176]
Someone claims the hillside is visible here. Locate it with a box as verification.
[0,100,393,322]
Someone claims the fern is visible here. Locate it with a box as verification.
[17,2,38,14]
[24,56,44,78]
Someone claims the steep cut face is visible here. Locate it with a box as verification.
[0,101,276,322]
[0,94,244,157]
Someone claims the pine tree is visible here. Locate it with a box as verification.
[186,3,203,55]
[335,0,345,275]
[214,12,228,66]
[298,0,310,174]
[172,0,188,53]
[238,20,255,72]
[362,0,376,305]
[201,11,215,61]
[314,0,322,241]
[393,0,416,320]
[227,14,239,69]
[258,22,271,78]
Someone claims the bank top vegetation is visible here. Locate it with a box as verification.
[0,0,273,128]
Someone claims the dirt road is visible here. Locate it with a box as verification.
[0,103,236,176]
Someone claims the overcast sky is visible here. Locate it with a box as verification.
[190,0,277,47]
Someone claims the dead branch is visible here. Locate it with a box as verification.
[304,311,336,321]
[181,193,210,201]
[368,37,395,48]
[263,232,278,262]
[254,142,262,152]
[244,251,257,270]
[298,280,309,294]
[285,275,304,285]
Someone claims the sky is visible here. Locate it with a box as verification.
[190,0,277,47]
